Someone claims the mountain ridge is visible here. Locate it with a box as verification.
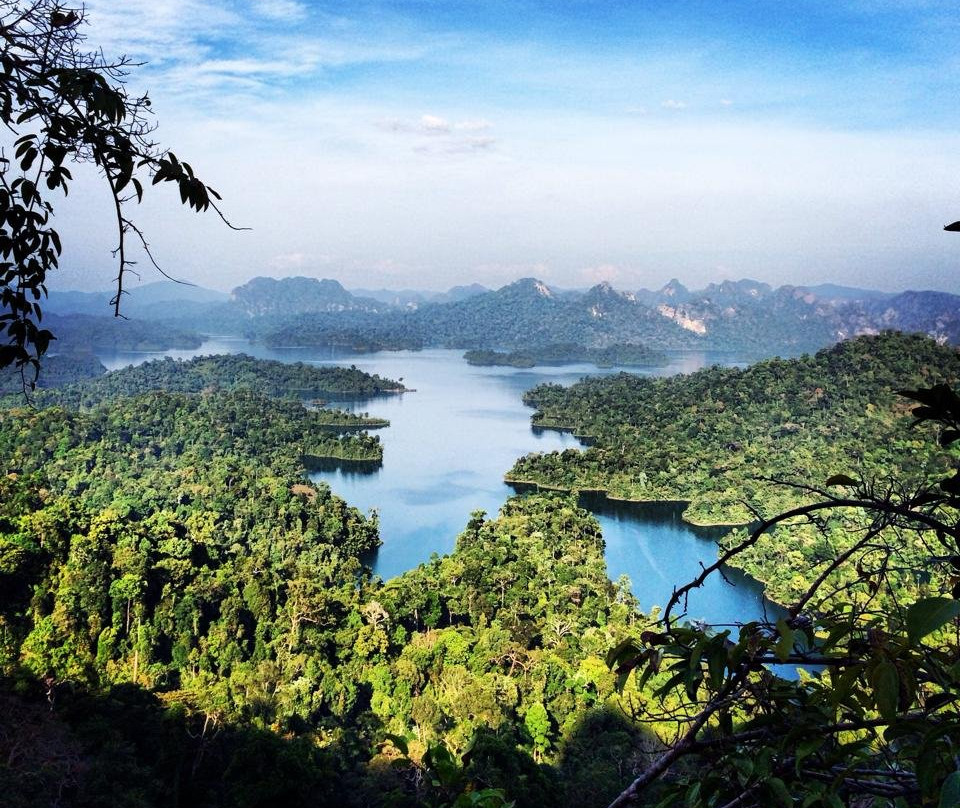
[43,274,960,354]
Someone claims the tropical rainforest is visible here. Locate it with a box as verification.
[1,332,959,808]
[0,354,648,806]
[5,4,960,805]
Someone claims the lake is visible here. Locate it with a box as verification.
[99,339,774,624]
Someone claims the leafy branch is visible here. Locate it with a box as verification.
[0,1,244,381]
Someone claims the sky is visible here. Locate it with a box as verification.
[46,0,960,294]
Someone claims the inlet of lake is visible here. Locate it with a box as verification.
[99,340,779,626]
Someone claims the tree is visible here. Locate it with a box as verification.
[524,701,551,761]
[0,0,236,380]
[607,383,960,807]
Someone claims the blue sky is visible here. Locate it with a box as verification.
[52,0,960,292]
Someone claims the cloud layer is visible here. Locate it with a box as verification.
[46,1,960,293]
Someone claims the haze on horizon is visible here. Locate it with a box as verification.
[48,0,960,296]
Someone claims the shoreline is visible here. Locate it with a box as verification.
[504,475,750,528]
[504,475,779,609]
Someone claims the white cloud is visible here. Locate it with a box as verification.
[421,114,451,133]
[253,0,308,21]
[414,135,496,155]
[83,0,235,65]
[81,0,436,108]
[720,98,734,106]
[51,111,960,293]
[192,58,308,78]
[376,114,497,155]
[454,119,493,132]
[43,3,960,295]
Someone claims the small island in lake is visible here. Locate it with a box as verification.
[464,342,668,369]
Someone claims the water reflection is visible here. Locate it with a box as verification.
[304,457,382,475]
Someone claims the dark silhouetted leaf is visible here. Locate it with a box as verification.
[825,473,858,487]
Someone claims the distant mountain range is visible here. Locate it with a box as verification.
[44,275,960,355]
[47,280,229,317]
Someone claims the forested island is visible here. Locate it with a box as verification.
[11,353,408,405]
[464,342,668,369]
[511,333,957,518]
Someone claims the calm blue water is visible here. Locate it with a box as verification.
[98,338,772,624]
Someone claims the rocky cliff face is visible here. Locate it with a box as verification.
[634,279,960,351]
[838,291,960,344]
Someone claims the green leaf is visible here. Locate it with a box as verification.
[732,756,754,779]
[907,597,960,644]
[605,638,640,669]
[764,777,793,808]
[795,736,824,766]
[774,618,794,662]
[707,644,726,689]
[918,749,942,799]
[870,661,899,720]
[940,772,960,808]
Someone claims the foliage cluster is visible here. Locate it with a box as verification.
[0,353,656,806]
[0,468,655,805]
[0,349,104,394]
[0,360,389,734]
[512,334,955,516]
[2,334,960,807]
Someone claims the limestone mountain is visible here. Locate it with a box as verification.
[230,277,384,317]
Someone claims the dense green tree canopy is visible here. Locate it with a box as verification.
[2,332,959,807]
